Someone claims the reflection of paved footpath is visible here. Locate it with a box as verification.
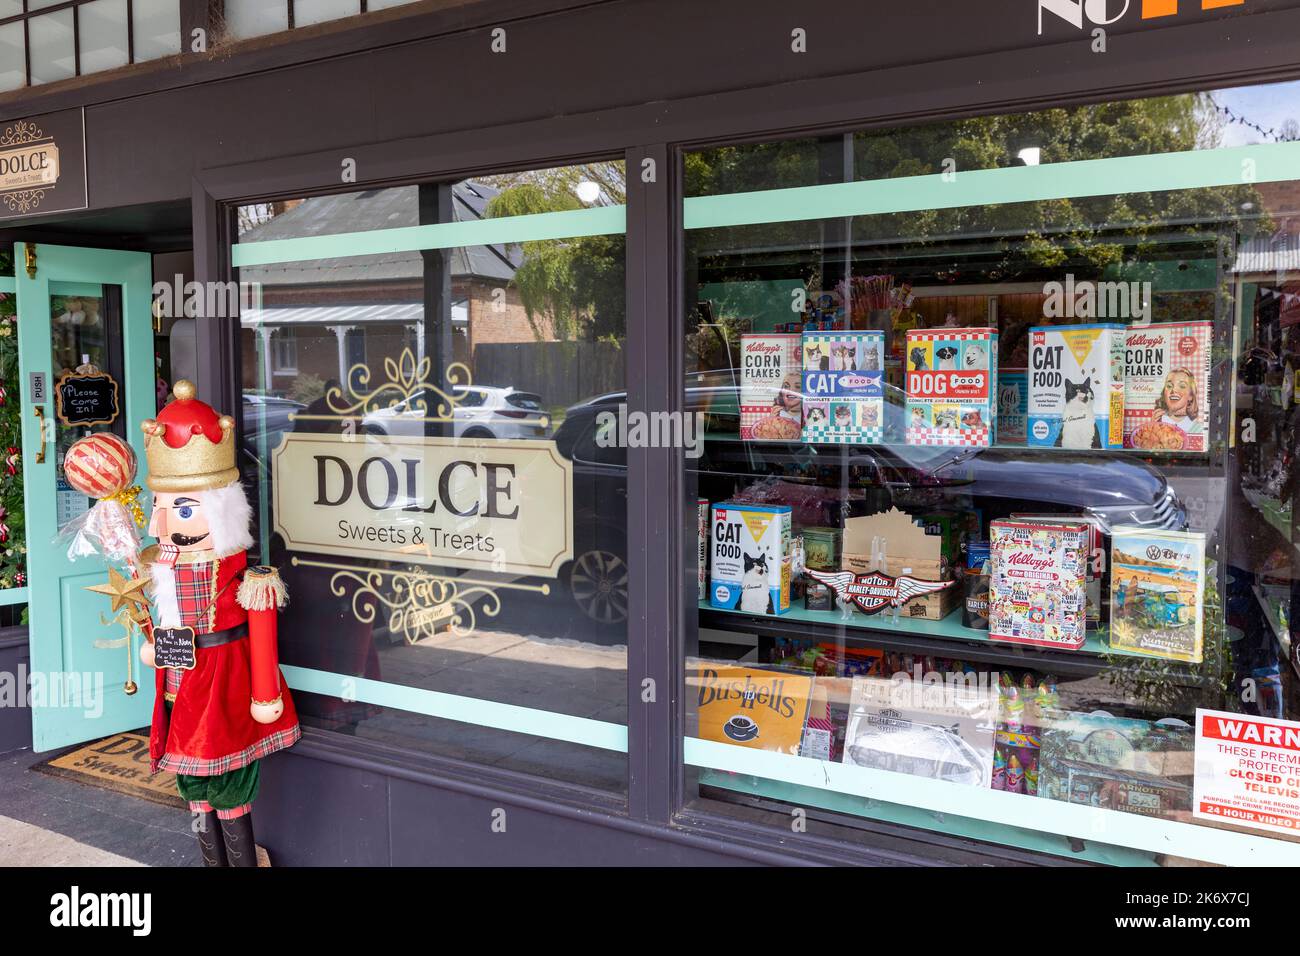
[0,748,193,866]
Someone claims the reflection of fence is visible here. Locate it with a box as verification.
[473,341,624,409]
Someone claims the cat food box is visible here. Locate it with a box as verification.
[740,334,803,442]
[1110,526,1207,663]
[1123,321,1212,452]
[801,331,885,444]
[710,503,792,615]
[904,328,998,447]
[997,368,1028,444]
[1027,324,1125,449]
[988,519,1090,650]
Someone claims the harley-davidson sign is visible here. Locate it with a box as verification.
[806,569,955,614]
[272,432,573,577]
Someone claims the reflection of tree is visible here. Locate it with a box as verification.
[484,164,627,343]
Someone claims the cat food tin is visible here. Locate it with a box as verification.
[1027,324,1125,449]
[710,503,792,615]
[801,331,886,444]
[904,327,998,447]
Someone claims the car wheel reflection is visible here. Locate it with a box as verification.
[568,549,629,625]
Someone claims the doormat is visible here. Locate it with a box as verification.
[32,731,185,810]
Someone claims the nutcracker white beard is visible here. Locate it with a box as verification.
[195,481,254,558]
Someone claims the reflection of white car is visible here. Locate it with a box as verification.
[361,385,549,440]
[844,714,989,787]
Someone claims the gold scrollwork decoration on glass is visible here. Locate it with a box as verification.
[0,121,44,147]
[292,557,550,642]
[323,346,474,423]
[4,190,47,215]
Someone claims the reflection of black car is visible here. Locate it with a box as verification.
[551,378,1187,629]
[241,393,307,475]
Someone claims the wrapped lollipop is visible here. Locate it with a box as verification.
[58,433,145,563]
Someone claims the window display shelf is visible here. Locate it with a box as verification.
[700,430,1211,461]
[698,600,1208,683]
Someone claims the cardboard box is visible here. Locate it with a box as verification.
[841,508,960,620]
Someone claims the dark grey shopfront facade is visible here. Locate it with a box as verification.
[0,0,1298,866]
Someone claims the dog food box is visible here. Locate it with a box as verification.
[801,331,885,444]
[904,328,998,447]
[710,503,792,615]
[997,368,1029,444]
[1028,324,1125,449]
[1123,321,1212,452]
[740,334,803,442]
[988,519,1090,650]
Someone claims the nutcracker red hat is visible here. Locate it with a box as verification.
[140,380,238,492]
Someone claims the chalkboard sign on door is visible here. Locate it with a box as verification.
[55,367,120,427]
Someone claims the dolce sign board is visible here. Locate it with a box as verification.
[272,433,573,577]
[0,109,86,219]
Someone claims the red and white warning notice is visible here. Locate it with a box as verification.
[1194,708,1300,836]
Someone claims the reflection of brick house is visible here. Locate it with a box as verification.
[238,182,554,397]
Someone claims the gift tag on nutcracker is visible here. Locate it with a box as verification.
[153,626,197,670]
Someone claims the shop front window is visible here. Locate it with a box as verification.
[684,80,1300,864]
[235,163,629,794]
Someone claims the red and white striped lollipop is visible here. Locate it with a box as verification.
[63,433,137,498]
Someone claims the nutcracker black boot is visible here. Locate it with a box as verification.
[219,813,258,867]
[195,811,227,867]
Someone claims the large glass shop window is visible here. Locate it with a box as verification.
[235,164,629,793]
[683,83,1300,864]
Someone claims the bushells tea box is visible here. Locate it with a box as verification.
[1028,324,1125,449]
[989,519,1089,650]
[710,503,792,615]
[801,331,885,444]
[740,334,803,442]
[997,368,1028,444]
[1110,526,1207,663]
[1123,321,1212,452]
[904,327,998,447]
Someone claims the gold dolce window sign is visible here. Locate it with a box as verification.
[0,121,58,214]
[272,433,574,578]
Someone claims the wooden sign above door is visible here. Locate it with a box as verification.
[55,367,120,427]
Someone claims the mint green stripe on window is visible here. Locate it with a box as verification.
[683,142,1300,230]
[684,737,1299,867]
[232,205,627,267]
[282,665,628,752]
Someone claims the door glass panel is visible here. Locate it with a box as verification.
[49,284,122,531]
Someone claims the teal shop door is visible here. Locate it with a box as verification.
[16,244,156,751]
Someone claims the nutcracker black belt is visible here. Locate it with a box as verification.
[194,624,248,649]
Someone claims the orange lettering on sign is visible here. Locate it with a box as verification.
[1143,0,1244,17]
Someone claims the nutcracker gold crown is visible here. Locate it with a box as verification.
[140,380,239,492]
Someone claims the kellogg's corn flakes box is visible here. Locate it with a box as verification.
[740,334,803,442]
[1123,321,1212,452]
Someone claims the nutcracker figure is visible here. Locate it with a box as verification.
[137,381,300,866]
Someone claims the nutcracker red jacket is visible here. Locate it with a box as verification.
[146,548,301,776]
